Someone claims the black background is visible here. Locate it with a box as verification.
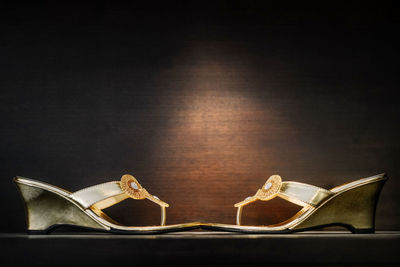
[1,1,400,232]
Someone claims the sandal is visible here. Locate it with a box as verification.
[202,173,387,233]
[14,174,200,234]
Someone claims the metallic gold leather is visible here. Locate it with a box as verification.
[230,173,387,231]
[69,174,169,225]
[234,175,282,208]
[14,173,387,233]
[292,179,386,231]
[144,190,169,208]
[330,173,386,193]
[236,205,244,225]
[120,174,169,207]
[234,175,334,225]
[71,181,124,209]
[119,174,169,225]
[92,193,129,210]
[15,183,107,231]
[279,182,333,206]
[233,176,290,225]
[14,175,182,232]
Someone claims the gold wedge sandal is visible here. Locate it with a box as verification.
[202,173,387,233]
[14,174,200,234]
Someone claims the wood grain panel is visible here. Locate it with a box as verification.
[1,3,399,231]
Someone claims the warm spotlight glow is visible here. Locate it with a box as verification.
[142,41,299,224]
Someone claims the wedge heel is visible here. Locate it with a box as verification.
[15,181,106,233]
[293,177,387,233]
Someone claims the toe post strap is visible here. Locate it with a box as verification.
[119,174,169,207]
[234,175,334,225]
[71,174,169,225]
[119,174,169,226]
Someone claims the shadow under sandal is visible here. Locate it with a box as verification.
[14,174,200,234]
[203,173,387,234]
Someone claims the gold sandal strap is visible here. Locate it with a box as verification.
[234,175,334,225]
[71,181,124,209]
[278,182,333,207]
[70,174,169,225]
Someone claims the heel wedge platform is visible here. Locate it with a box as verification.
[202,173,387,233]
[14,174,200,234]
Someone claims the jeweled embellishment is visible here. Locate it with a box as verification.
[120,174,146,199]
[257,174,282,201]
[264,182,272,190]
[130,181,139,190]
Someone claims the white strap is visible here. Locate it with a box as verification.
[71,181,125,209]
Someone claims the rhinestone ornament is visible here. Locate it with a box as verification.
[264,182,272,190]
[130,182,139,190]
[257,175,282,201]
[120,174,147,199]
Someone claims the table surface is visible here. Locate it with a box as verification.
[1,231,400,266]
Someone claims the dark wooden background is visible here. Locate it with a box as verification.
[1,2,399,231]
